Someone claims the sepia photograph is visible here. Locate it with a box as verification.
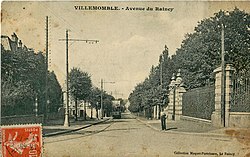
[1,1,250,157]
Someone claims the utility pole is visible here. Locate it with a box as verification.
[160,55,163,88]
[101,79,103,119]
[44,16,49,124]
[64,29,70,127]
[59,30,99,127]
[159,54,163,119]
[100,79,115,119]
[158,45,167,119]
[221,23,226,127]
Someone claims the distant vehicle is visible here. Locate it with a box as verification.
[112,100,121,119]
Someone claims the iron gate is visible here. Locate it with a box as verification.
[230,72,250,112]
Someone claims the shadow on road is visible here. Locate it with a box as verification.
[166,127,178,131]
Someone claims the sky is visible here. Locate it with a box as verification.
[1,1,249,99]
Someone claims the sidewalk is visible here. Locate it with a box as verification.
[143,118,216,133]
[135,115,246,138]
[43,117,111,137]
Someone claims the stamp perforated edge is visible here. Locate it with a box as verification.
[1,123,43,156]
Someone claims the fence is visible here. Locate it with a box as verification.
[168,65,249,127]
[230,72,250,112]
[1,115,44,125]
[1,112,65,125]
[182,85,215,120]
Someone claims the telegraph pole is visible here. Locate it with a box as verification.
[63,30,70,127]
[158,45,167,119]
[159,54,163,119]
[59,30,99,127]
[44,16,49,124]
[221,23,226,127]
[101,79,103,119]
[160,55,163,88]
[100,79,115,119]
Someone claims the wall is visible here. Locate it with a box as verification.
[229,112,250,128]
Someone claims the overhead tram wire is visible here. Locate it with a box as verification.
[39,3,102,69]
[39,3,86,38]
[39,3,101,78]
[59,29,99,127]
[40,5,102,93]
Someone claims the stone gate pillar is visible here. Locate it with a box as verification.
[175,71,186,120]
[167,74,176,120]
[211,64,235,127]
[167,70,186,120]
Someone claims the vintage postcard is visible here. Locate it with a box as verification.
[1,1,250,157]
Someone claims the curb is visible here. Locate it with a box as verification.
[43,118,111,137]
[136,118,159,132]
[136,117,231,139]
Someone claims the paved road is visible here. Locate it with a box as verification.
[43,113,248,157]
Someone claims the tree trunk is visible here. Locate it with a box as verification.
[96,104,99,119]
[91,106,93,119]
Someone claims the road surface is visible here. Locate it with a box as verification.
[43,113,248,157]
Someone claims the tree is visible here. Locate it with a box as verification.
[129,8,250,115]
[102,92,115,117]
[1,43,64,117]
[69,67,92,120]
[1,79,35,116]
[128,82,148,114]
[89,87,102,118]
[172,8,250,89]
[47,71,62,113]
[1,45,45,116]
[128,47,172,116]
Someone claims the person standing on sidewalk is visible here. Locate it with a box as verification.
[161,112,167,130]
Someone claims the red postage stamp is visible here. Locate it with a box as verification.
[1,124,42,157]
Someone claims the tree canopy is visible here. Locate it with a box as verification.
[128,8,250,114]
[173,8,250,89]
[1,44,62,116]
[68,67,92,120]
[69,67,92,102]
